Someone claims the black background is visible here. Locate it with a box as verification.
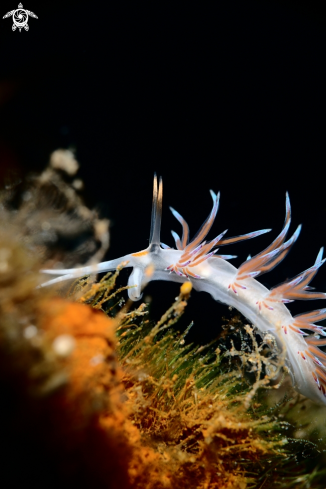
[1,1,326,342]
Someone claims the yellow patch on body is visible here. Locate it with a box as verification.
[132,250,149,257]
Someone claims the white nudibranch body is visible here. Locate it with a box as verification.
[40,175,326,405]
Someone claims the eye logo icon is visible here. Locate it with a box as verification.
[3,3,38,32]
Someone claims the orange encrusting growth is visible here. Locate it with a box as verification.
[39,299,121,400]
[37,298,199,488]
[0,291,136,489]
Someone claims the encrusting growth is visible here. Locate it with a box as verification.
[40,175,326,405]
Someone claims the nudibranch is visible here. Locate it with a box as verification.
[40,175,326,405]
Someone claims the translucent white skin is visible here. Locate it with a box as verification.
[40,175,326,406]
[40,245,325,405]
